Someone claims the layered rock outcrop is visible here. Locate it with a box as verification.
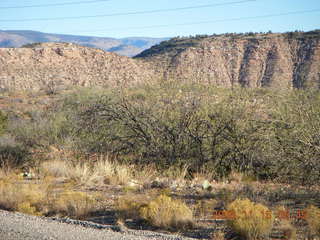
[136,31,320,89]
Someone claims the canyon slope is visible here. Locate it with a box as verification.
[0,30,319,91]
[136,30,320,89]
[0,42,154,91]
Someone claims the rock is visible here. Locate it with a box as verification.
[0,43,154,91]
[22,172,34,179]
[1,32,320,91]
[202,180,213,191]
[136,32,320,89]
[127,180,139,188]
[151,179,168,189]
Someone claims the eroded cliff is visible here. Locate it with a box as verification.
[0,31,319,91]
[136,30,320,89]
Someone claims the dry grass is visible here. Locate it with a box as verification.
[306,205,320,237]
[116,194,148,221]
[51,190,102,219]
[0,167,14,180]
[194,199,217,219]
[41,157,134,186]
[276,206,297,240]
[0,172,102,218]
[116,194,194,230]
[0,176,49,215]
[17,202,41,216]
[279,220,297,240]
[211,231,226,240]
[140,195,194,230]
[40,159,69,178]
[228,171,244,183]
[67,162,93,184]
[227,198,274,240]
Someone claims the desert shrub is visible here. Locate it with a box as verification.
[9,111,72,149]
[140,195,193,230]
[0,179,47,215]
[305,205,320,236]
[17,202,41,216]
[40,160,70,178]
[76,85,261,178]
[227,198,274,240]
[40,157,134,187]
[0,175,102,218]
[194,199,217,218]
[71,85,319,184]
[0,144,31,168]
[267,90,320,184]
[279,220,297,240]
[6,83,319,184]
[116,194,193,230]
[52,191,101,219]
[0,111,7,136]
[211,231,226,240]
[116,195,148,221]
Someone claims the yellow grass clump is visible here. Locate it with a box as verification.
[306,205,320,237]
[0,177,47,215]
[41,158,133,186]
[279,220,297,240]
[227,198,274,240]
[52,190,101,219]
[140,195,193,230]
[0,173,102,218]
[116,194,193,230]
[116,194,148,221]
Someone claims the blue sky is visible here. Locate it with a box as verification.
[0,0,319,38]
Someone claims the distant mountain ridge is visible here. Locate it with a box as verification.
[0,30,168,57]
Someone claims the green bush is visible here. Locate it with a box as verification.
[0,111,7,136]
[5,84,319,184]
[70,84,320,184]
[0,145,31,168]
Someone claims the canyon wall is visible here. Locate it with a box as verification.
[0,31,319,91]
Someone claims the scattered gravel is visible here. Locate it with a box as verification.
[0,210,195,240]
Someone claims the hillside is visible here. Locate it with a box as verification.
[0,30,319,91]
[136,30,320,89]
[0,30,167,57]
[0,42,155,91]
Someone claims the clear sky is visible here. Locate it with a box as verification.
[0,0,319,38]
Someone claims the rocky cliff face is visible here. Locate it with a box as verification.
[0,31,319,91]
[0,43,154,91]
[136,31,320,89]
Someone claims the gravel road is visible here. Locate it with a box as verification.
[0,210,195,240]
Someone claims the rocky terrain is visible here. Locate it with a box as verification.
[136,30,320,89]
[0,42,155,91]
[0,30,319,91]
